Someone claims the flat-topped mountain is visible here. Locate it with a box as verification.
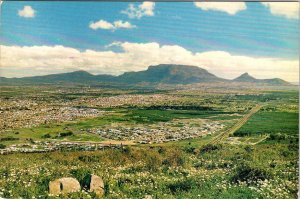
[0,64,291,86]
[118,64,226,84]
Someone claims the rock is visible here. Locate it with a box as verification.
[49,180,61,195]
[90,174,105,196]
[49,177,80,195]
[143,195,153,199]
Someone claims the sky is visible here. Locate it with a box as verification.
[0,2,299,82]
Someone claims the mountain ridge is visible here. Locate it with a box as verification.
[0,64,291,86]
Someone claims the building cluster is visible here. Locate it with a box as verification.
[76,94,178,108]
[0,104,104,130]
[0,94,179,130]
[0,141,120,155]
[92,121,224,144]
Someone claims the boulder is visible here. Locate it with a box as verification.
[143,195,153,199]
[90,174,105,196]
[49,177,80,195]
[49,180,61,195]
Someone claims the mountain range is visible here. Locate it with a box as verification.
[0,64,291,86]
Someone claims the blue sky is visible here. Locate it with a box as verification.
[0,2,299,81]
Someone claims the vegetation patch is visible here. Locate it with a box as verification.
[231,163,271,184]
[234,111,298,137]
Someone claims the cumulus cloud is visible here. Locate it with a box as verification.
[89,20,136,31]
[18,6,35,18]
[194,2,246,15]
[104,41,123,48]
[261,2,299,19]
[0,43,298,82]
[121,2,155,19]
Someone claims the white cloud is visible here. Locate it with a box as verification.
[104,41,123,48]
[194,2,246,15]
[0,43,298,82]
[114,20,136,29]
[89,20,136,31]
[89,20,114,30]
[121,2,155,19]
[18,6,35,18]
[261,2,299,19]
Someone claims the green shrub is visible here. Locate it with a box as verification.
[184,146,196,154]
[122,146,131,154]
[117,177,132,188]
[70,168,91,189]
[244,145,253,153]
[157,147,166,154]
[280,150,292,157]
[200,144,222,154]
[145,152,162,171]
[0,144,6,149]
[35,175,52,195]
[167,179,194,194]
[231,163,271,184]
[41,133,51,139]
[78,155,101,163]
[0,137,19,141]
[59,131,74,137]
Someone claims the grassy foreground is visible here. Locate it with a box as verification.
[0,141,298,199]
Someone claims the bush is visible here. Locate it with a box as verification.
[167,179,194,194]
[70,168,91,189]
[157,147,166,154]
[184,146,196,154]
[164,149,186,167]
[78,155,101,163]
[280,150,292,157]
[268,133,287,141]
[59,131,73,137]
[231,163,271,184]
[244,145,253,153]
[35,175,52,195]
[0,144,6,149]
[0,137,19,141]
[41,133,51,139]
[117,177,132,188]
[122,146,131,154]
[200,144,221,154]
[145,152,162,171]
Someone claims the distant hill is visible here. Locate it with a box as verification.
[0,64,291,86]
[233,72,291,85]
[0,70,116,85]
[233,73,257,83]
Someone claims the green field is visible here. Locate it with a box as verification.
[234,111,298,137]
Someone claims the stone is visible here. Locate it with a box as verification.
[90,174,105,196]
[143,195,153,199]
[49,177,80,195]
[49,180,61,195]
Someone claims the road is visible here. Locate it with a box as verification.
[209,104,263,144]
